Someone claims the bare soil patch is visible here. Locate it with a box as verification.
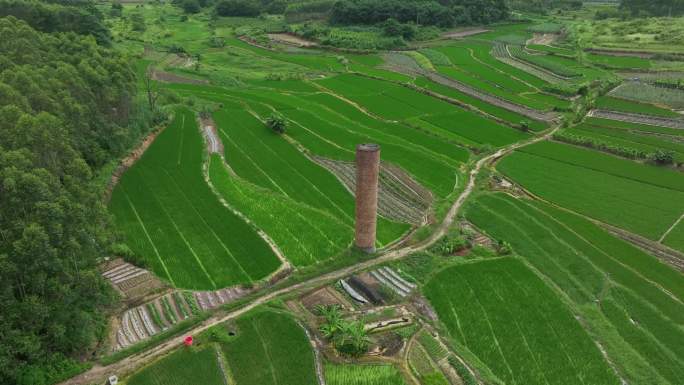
[200,116,223,154]
[301,287,352,312]
[443,28,490,39]
[528,33,558,46]
[268,33,317,47]
[151,69,208,85]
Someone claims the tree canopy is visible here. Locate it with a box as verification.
[621,0,684,16]
[330,0,509,27]
[0,0,111,45]
[0,15,136,385]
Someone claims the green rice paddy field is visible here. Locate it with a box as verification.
[465,193,684,385]
[497,140,684,241]
[221,311,318,385]
[425,258,620,385]
[109,108,281,290]
[124,310,316,385]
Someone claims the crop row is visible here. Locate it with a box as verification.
[109,108,280,289]
[325,364,408,385]
[609,82,684,109]
[595,96,681,118]
[564,125,684,163]
[464,194,684,384]
[498,146,684,240]
[508,45,582,78]
[586,116,684,138]
[208,154,353,265]
[424,257,620,385]
[170,81,464,199]
[221,311,318,385]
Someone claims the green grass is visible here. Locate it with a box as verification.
[167,81,464,200]
[325,364,408,385]
[520,141,684,192]
[464,193,684,384]
[222,311,318,385]
[509,45,583,78]
[586,54,652,69]
[126,345,225,385]
[595,96,680,118]
[566,124,684,163]
[609,82,684,110]
[498,143,684,240]
[424,258,620,385]
[109,108,281,289]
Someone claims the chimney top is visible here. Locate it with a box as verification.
[357,143,380,152]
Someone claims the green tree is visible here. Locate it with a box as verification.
[0,16,135,385]
[181,0,201,14]
[266,113,287,134]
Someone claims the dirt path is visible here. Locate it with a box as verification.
[60,122,558,385]
[659,212,684,243]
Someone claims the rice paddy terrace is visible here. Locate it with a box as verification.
[77,4,684,385]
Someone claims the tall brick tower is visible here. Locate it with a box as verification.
[355,143,380,253]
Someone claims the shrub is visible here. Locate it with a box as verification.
[650,149,675,165]
[215,0,260,16]
[266,113,287,134]
[181,0,201,14]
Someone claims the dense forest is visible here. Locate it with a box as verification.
[621,0,684,16]
[0,5,138,384]
[214,0,509,26]
[330,0,509,27]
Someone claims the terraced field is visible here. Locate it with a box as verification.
[425,257,620,385]
[109,108,281,289]
[466,193,684,385]
[316,73,532,149]
[565,119,684,162]
[497,141,684,240]
[595,96,682,118]
[221,311,318,385]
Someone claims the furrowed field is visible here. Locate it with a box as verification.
[221,311,318,385]
[465,193,684,384]
[325,364,408,385]
[109,108,280,289]
[425,258,619,385]
[497,141,684,241]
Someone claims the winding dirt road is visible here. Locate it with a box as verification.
[60,125,558,385]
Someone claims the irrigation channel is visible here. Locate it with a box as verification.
[59,124,560,385]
